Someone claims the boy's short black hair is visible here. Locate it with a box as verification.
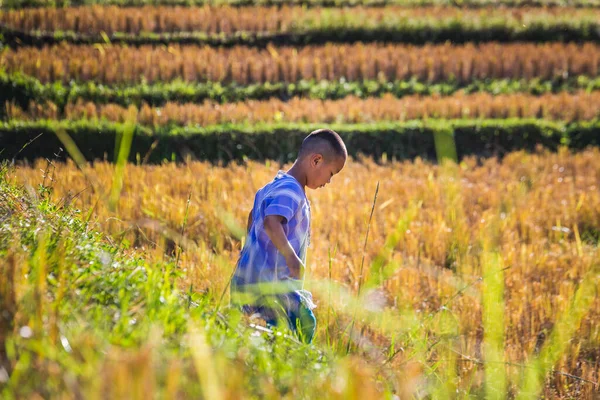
[298,128,347,161]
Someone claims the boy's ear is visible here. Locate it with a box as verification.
[312,153,323,166]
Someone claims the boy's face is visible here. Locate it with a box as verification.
[307,153,346,190]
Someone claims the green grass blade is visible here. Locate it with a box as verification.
[109,121,135,212]
[517,263,599,399]
[482,250,507,400]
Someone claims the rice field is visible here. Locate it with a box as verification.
[2,0,600,398]
[8,91,600,124]
[2,6,597,35]
[6,148,600,397]
[4,0,600,7]
[3,42,599,85]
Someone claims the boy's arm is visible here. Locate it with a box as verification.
[263,215,304,279]
[247,209,253,233]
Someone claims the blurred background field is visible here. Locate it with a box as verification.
[1,0,599,398]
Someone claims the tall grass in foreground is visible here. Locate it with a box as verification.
[2,147,599,397]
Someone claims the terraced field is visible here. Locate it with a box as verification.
[3,0,600,7]
[2,6,599,45]
[1,0,599,398]
[4,42,599,84]
[7,92,600,124]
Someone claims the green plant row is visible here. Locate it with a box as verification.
[3,20,600,48]
[2,119,598,164]
[2,0,599,8]
[0,166,334,399]
[3,71,600,113]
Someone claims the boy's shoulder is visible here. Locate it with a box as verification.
[261,171,305,200]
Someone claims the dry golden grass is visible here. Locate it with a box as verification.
[3,42,598,84]
[8,91,600,124]
[8,148,600,396]
[1,5,596,35]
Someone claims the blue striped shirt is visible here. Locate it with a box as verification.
[233,171,311,287]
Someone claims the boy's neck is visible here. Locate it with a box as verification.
[286,162,307,191]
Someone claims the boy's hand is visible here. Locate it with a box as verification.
[264,215,305,279]
[285,254,305,279]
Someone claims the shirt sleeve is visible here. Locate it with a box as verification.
[263,185,303,223]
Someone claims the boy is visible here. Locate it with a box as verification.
[230,128,347,344]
